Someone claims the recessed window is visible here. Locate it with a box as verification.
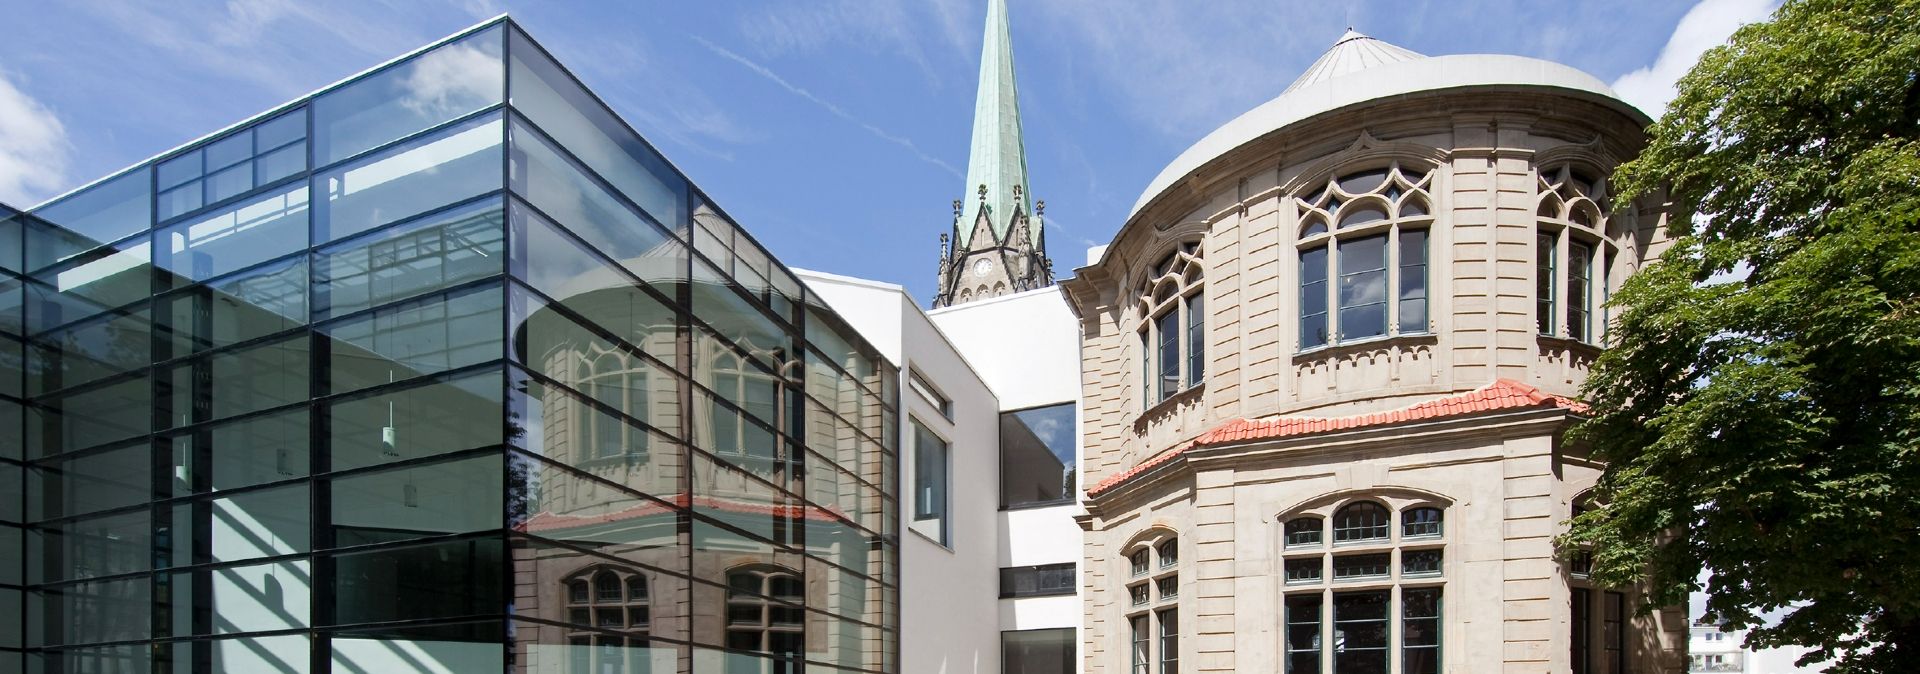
[1130,549,1150,577]
[1130,583,1150,606]
[1137,244,1205,407]
[1403,507,1443,538]
[1298,164,1433,349]
[1001,563,1076,599]
[1333,501,1389,543]
[1285,558,1323,585]
[909,370,952,420]
[1536,164,1613,344]
[1003,628,1075,674]
[1332,553,1390,580]
[1000,403,1076,509]
[1402,549,1443,577]
[1157,577,1178,600]
[912,419,951,545]
[1157,540,1178,568]
[1285,517,1324,548]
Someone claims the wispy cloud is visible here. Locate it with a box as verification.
[1611,0,1778,117]
[735,0,972,86]
[693,35,962,178]
[0,70,70,205]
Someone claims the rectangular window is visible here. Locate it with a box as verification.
[1130,583,1150,606]
[1338,235,1388,340]
[1402,549,1443,577]
[911,419,950,545]
[999,563,1076,598]
[1285,558,1322,585]
[1155,309,1179,402]
[1604,591,1625,674]
[1332,591,1389,673]
[1131,615,1151,674]
[1300,247,1329,349]
[1285,594,1322,674]
[1158,609,1179,674]
[1397,229,1428,334]
[1130,549,1149,577]
[1572,588,1591,674]
[1140,329,1152,408]
[1002,628,1074,674]
[1000,403,1076,508]
[313,26,502,164]
[155,183,309,283]
[313,196,505,318]
[158,109,309,223]
[1537,233,1557,335]
[314,112,504,243]
[1157,577,1178,600]
[1568,240,1593,342]
[1332,553,1390,580]
[1185,293,1204,386]
[1403,588,1441,674]
[908,370,951,420]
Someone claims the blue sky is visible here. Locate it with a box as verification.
[0,0,1773,304]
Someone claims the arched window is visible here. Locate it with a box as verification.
[1536,164,1615,343]
[709,350,780,474]
[726,565,804,666]
[1123,532,1180,674]
[563,566,650,673]
[1566,496,1625,674]
[1297,163,1434,349]
[1333,501,1389,542]
[1135,241,1205,408]
[573,347,651,462]
[1282,499,1448,674]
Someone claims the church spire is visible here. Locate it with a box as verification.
[934,0,1051,308]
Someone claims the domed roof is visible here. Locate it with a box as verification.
[1283,29,1425,94]
[1123,31,1648,221]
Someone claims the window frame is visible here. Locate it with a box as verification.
[1135,242,1205,409]
[1295,162,1435,351]
[910,417,952,546]
[1535,163,1615,345]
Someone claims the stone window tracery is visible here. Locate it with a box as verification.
[563,565,650,673]
[1297,162,1434,350]
[1135,242,1205,408]
[1123,530,1180,673]
[1281,498,1447,674]
[726,564,805,668]
[1536,164,1615,344]
[573,346,651,463]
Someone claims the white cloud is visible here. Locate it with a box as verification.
[0,70,71,206]
[736,0,972,85]
[1611,0,1778,117]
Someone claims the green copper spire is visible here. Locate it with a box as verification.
[955,0,1036,249]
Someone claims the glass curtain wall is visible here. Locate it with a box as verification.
[7,18,899,674]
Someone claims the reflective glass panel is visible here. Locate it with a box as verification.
[323,283,504,394]
[330,452,503,547]
[313,25,503,164]
[155,184,308,283]
[313,112,504,243]
[313,196,505,318]
[28,170,152,268]
[327,370,503,471]
[999,403,1075,508]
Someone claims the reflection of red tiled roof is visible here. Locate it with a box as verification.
[1086,379,1585,497]
[515,493,851,533]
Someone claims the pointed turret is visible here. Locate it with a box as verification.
[1284,29,1426,94]
[934,0,1052,308]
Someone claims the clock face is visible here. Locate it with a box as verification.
[972,258,992,278]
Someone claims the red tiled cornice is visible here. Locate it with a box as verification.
[514,493,852,533]
[1085,379,1585,497]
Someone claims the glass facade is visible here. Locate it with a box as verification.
[1,18,899,674]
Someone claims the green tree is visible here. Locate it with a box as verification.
[1565,0,1920,671]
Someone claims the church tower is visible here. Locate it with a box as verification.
[933,0,1053,308]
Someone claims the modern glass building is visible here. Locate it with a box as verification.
[0,17,900,674]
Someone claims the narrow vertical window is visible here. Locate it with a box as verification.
[1536,233,1557,335]
[1300,247,1329,348]
[1333,591,1389,672]
[1338,235,1388,340]
[1156,310,1179,402]
[1140,329,1152,409]
[1158,609,1179,674]
[1604,592,1626,674]
[912,420,950,545]
[1185,293,1204,387]
[1285,594,1322,674]
[1397,229,1427,334]
[1568,241,1593,343]
[1572,588,1591,674]
[1131,615,1152,674]
[1403,588,1441,674]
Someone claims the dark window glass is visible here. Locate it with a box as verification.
[999,403,1075,508]
[27,237,153,332]
[323,283,504,394]
[1537,233,1557,335]
[29,509,149,583]
[1403,507,1443,538]
[1332,553,1390,580]
[1129,583,1149,606]
[28,307,152,394]
[1402,549,1443,577]
[1158,609,1179,674]
[1285,557,1323,585]
[329,453,502,547]
[1333,591,1388,673]
[27,442,150,520]
[329,536,505,626]
[1155,309,1178,401]
[1139,329,1152,407]
[313,112,504,243]
[1332,502,1389,542]
[313,25,503,164]
[1186,293,1205,386]
[1403,588,1441,674]
[205,334,309,422]
[1605,592,1625,674]
[1130,615,1150,674]
[1572,588,1591,674]
[29,376,151,456]
[1569,240,1593,342]
[1337,235,1388,340]
[1286,517,1323,547]
[1285,594,1322,674]
[1130,549,1149,577]
[1002,628,1074,674]
[327,370,503,471]
[35,575,150,647]
[1398,229,1427,333]
[912,420,949,545]
[1338,169,1389,195]
[159,256,307,359]
[999,563,1076,598]
[1158,539,1178,568]
[1300,247,1329,348]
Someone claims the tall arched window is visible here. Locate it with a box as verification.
[710,351,780,474]
[1135,242,1205,408]
[1536,164,1614,344]
[564,566,650,673]
[575,348,650,462]
[726,565,805,670]
[1282,499,1447,674]
[1123,531,1180,674]
[1297,163,1434,350]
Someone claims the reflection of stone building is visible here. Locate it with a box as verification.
[1063,31,1688,674]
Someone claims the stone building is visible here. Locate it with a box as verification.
[1060,31,1688,673]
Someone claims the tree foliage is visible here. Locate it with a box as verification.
[1564,0,1920,671]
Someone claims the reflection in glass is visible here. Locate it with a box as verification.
[28,169,152,269]
[330,537,505,625]
[314,196,505,318]
[508,117,674,281]
[314,112,504,243]
[1000,403,1075,508]
[324,283,504,394]
[328,370,503,471]
[313,25,503,164]
[330,452,502,546]
[159,256,307,358]
[156,184,308,283]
